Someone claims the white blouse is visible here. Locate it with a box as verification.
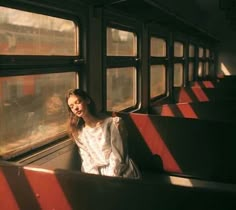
[75,116,140,179]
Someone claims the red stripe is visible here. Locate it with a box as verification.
[193,81,201,87]
[203,81,215,88]
[192,88,209,102]
[179,88,192,103]
[24,168,72,210]
[0,170,20,210]
[130,114,182,173]
[161,105,174,116]
[177,104,198,119]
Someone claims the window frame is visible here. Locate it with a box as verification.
[187,42,197,83]
[149,34,168,100]
[103,10,141,112]
[173,39,186,87]
[0,3,87,159]
[0,4,85,73]
[148,23,171,104]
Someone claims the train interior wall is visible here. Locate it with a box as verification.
[2,112,236,210]
[152,0,236,76]
[1,1,236,209]
[2,0,236,177]
[14,139,81,171]
[11,111,236,185]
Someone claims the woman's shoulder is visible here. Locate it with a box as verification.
[104,115,122,122]
[106,116,125,130]
[97,112,122,121]
[99,114,123,126]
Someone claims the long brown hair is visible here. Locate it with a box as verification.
[65,89,97,138]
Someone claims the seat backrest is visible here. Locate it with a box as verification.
[118,112,236,183]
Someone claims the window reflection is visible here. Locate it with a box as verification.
[198,47,204,58]
[150,37,166,57]
[206,48,210,57]
[106,67,136,111]
[150,65,166,98]
[198,62,203,77]
[188,62,194,81]
[174,41,183,57]
[174,63,183,87]
[205,62,209,76]
[0,6,78,55]
[189,44,195,57]
[0,72,77,157]
[106,27,137,56]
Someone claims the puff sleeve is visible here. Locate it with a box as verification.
[99,117,130,176]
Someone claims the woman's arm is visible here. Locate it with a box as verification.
[100,117,129,176]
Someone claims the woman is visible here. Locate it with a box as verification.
[65,88,141,179]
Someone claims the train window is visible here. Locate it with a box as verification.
[150,65,166,98]
[150,37,166,57]
[198,62,203,77]
[174,63,183,87]
[198,47,204,58]
[150,36,167,99]
[106,27,137,56]
[205,62,209,76]
[106,67,136,111]
[206,48,210,58]
[173,41,184,86]
[188,62,194,81]
[210,50,215,76]
[174,41,184,57]
[0,72,77,158]
[210,50,215,60]
[204,48,210,77]
[188,44,195,81]
[106,26,138,111]
[0,6,78,56]
[189,44,195,57]
[0,5,81,159]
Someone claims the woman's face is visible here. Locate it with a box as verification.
[67,94,89,118]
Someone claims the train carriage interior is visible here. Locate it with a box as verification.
[1,0,236,209]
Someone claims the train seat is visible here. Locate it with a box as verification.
[174,86,236,103]
[150,100,236,122]
[117,112,236,184]
[1,160,236,210]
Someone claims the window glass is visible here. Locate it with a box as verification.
[198,62,203,77]
[0,6,78,55]
[106,27,137,56]
[198,47,204,58]
[0,72,77,157]
[174,41,183,57]
[150,37,166,57]
[210,62,214,74]
[150,65,166,98]
[206,48,210,58]
[211,51,215,60]
[188,62,194,81]
[205,62,209,76]
[106,67,136,111]
[174,63,183,87]
[189,44,195,57]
